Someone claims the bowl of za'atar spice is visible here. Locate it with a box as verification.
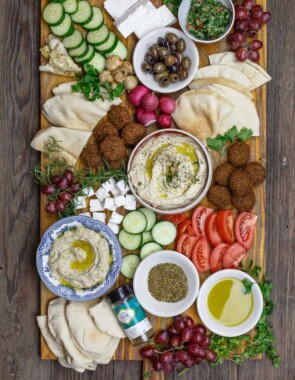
[133,251,200,317]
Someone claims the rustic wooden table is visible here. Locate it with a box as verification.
[0,0,294,379]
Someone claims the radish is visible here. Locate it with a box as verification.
[141,93,159,111]
[158,96,176,114]
[128,85,151,107]
[158,113,172,128]
[137,109,157,127]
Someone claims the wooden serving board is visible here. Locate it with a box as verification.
[40,0,268,369]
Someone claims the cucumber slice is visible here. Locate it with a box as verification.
[86,25,109,46]
[50,14,74,37]
[119,230,142,251]
[96,32,118,55]
[120,254,141,279]
[141,231,153,246]
[43,3,65,26]
[152,221,177,246]
[106,40,127,60]
[69,41,88,58]
[75,45,95,64]
[63,29,83,49]
[71,1,93,25]
[122,211,147,235]
[138,208,157,232]
[83,7,104,31]
[62,0,78,14]
[84,52,106,73]
[140,242,163,260]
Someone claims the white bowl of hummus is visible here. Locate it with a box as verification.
[127,129,212,214]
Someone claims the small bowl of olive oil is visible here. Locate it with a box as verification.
[197,269,263,337]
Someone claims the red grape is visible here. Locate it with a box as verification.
[242,0,254,10]
[247,29,257,37]
[45,201,57,214]
[235,6,249,20]
[160,351,173,363]
[174,350,191,363]
[170,334,181,347]
[162,362,174,373]
[251,4,263,19]
[250,39,263,50]
[193,324,206,336]
[70,183,81,193]
[183,316,194,328]
[191,332,203,345]
[249,50,260,62]
[187,344,206,358]
[235,19,249,32]
[41,184,55,195]
[236,47,249,61]
[55,200,66,212]
[260,11,271,24]
[57,177,68,190]
[174,319,186,332]
[140,346,155,359]
[172,315,183,323]
[181,327,193,343]
[155,330,169,346]
[60,192,74,203]
[248,19,262,31]
[200,335,211,348]
[206,350,218,363]
[152,359,163,372]
[194,356,203,365]
[182,358,195,368]
[167,324,178,335]
[63,170,74,184]
[50,175,61,184]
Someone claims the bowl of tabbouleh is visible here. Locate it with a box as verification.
[179,0,235,44]
[133,250,200,317]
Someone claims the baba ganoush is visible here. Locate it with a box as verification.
[49,226,111,289]
[129,133,208,209]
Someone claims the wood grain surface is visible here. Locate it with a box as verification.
[0,0,294,379]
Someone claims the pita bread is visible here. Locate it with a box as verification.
[66,300,120,364]
[172,89,238,142]
[30,126,91,165]
[194,64,253,89]
[52,81,78,95]
[37,315,65,358]
[89,298,126,339]
[189,77,253,100]
[209,52,271,89]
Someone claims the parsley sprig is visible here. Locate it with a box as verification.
[209,260,280,368]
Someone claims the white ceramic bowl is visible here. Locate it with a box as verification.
[179,0,235,44]
[133,27,199,93]
[127,129,213,215]
[197,269,263,337]
[133,250,200,318]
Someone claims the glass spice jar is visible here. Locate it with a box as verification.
[108,284,154,346]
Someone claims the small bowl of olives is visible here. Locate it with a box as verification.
[133,27,199,93]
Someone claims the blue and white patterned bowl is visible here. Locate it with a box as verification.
[36,216,122,301]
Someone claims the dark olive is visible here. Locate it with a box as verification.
[178,69,189,80]
[149,46,159,58]
[142,62,152,73]
[153,62,166,73]
[175,52,183,64]
[145,54,157,65]
[169,73,179,83]
[159,76,171,87]
[158,47,169,58]
[169,43,176,52]
[164,54,176,66]
[166,33,178,44]
[154,70,169,82]
[157,37,166,47]
[168,64,179,73]
[181,57,192,70]
[176,38,186,53]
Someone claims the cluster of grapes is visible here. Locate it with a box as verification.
[140,315,217,374]
[40,170,81,215]
[228,0,271,62]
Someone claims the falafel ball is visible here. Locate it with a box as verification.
[80,144,103,168]
[214,162,235,186]
[229,169,252,196]
[232,190,256,211]
[228,141,250,166]
[122,122,147,146]
[207,185,231,209]
[93,122,119,143]
[100,136,127,161]
[108,159,127,170]
[245,162,266,185]
[108,105,130,129]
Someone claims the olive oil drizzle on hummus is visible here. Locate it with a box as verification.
[70,240,95,271]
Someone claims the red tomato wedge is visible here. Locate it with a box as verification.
[192,207,214,237]
[177,235,198,259]
[162,213,187,226]
[216,210,235,244]
[187,224,195,236]
[191,237,212,273]
[176,233,190,253]
[177,218,192,240]
[210,243,230,272]
[205,212,223,246]
[235,212,258,250]
[223,243,247,269]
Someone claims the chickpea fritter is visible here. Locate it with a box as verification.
[232,190,256,212]
[121,122,147,146]
[80,144,103,168]
[229,169,252,196]
[108,105,130,129]
[207,185,231,209]
[100,136,127,161]
[214,162,235,186]
[228,141,250,166]
[245,162,266,185]
[108,159,127,170]
[93,122,119,143]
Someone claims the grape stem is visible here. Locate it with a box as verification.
[178,367,190,376]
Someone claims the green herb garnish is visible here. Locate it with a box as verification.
[104,81,125,101]
[242,278,255,294]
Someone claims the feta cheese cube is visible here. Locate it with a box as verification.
[116,180,130,195]
[104,0,140,20]
[109,211,124,224]
[114,195,126,207]
[125,201,137,210]
[79,212,91,217]
[102,178,116,192]
[107,222,120,234]
[82,187,95,198]
[103,197,115,210]
[95,188,109,202]
[89,199,103,212]
[125,194,137,203]
[75,196,86,210]
[92,212,106,223]
[111,187,121,197]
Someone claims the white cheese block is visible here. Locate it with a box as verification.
[95,188,109,202]
[92,212,106,223]
[89,199,103,212]
[107,222,120,234]
[115,0,157,39]
[102,178,116,193]
[104,0,140,20]
[109,211,124,224]
[114,195,126,207]
[103,197,115,210]
[82,187,95,198]
[75,196,86,210]
[116,180,130,195]
[135,5,177,39]
[79,212,91,218]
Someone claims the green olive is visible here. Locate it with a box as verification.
[170,43,176,52]
[169,73,179,83]
[142,62,152,73]
[176,52,183,64]
[153,62,166,73]
[178,69,189,81]
[158,47,169,58]
[149,46,158,58]
[154,70,169,82]
[181,57,192,70]
[176,38,186,53]
[166,33,178,44]
[164,54,176,67]
[160,76,171,87]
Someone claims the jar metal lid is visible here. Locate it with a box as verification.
[108,284,134,303]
